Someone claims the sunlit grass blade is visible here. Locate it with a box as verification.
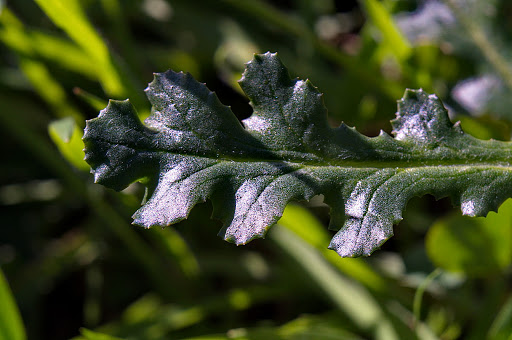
[73,88,109,111]
[279,204,390,294]
[48,117,89,171]
[0,269,26,340]
[487,295,512,340]
[270,226,398,337]
[30,31,98,79]
[148,228,200,279]
[0,10,84,122]
[0,9,96,78]
[413,269,442,329]
[34,0,125,97]
[360,0,412,62]
[78,328,125,340]
[19,59,84,122]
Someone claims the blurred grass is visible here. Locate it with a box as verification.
[0,269,25,340]
[33,0,126,97]
[0,0,512,339]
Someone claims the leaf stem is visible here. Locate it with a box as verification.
[413,268,442,330]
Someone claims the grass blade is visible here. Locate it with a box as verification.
[0,269,26,340]
[34,0,125,97]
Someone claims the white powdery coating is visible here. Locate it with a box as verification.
[133,165,193,226]
[345,189,369,218]
[243,115,270,133]
[330,216,389,257]
[394,110,427,141]
[227,177,275,244]
[461,200,476,216]
[345,182,370,218]
[224,168,315,245]
[162,166,186,183]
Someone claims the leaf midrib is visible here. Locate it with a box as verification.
[88,135,512,170]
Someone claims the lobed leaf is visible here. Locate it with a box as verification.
[83,52,512,257]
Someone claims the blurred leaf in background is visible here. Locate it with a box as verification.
[396,0,512,119]
[0,269,26,340]
[426,199,512,276]
[1,0,512,339]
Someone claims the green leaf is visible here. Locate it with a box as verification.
[183,314,365,340]
[279,204,390,294]
[0,269,26,340]
[270,227,396,336]
[49,117,89,171]
[488,294,512,340]
[34,0,125,97]
[79,328,124,340]
[426,199,512,276]
[360,0,412,61]
[83,52,512,257]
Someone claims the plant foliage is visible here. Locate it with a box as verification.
[83,52,512,257]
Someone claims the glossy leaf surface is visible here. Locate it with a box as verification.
[83,52,512,257]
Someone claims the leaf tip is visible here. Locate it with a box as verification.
[221,223,272,246]
[328,217,394,257]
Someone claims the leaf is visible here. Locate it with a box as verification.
[48,117,89,171]
[425,198,512,276]
[33,0,125,97]
[270,227,395,335]
[360,0,412,61]
[279,204,389,293]
[78,328,124,340]
[0,269,26,340]
[488,294,512,340]
[183,314,366,340]
[83,52,512,257]
[395,0,512,119]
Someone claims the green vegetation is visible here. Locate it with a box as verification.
[84,53,512,258]
[1,1,512,339]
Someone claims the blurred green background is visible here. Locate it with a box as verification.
[1,0,512,339]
